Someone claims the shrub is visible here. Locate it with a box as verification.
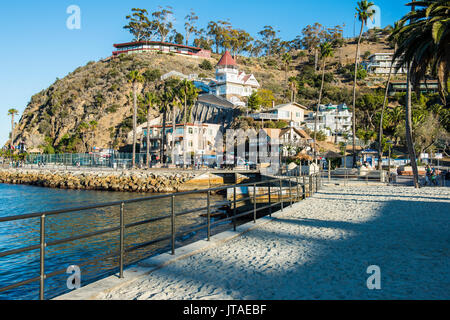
[106,104,120,114]
[199,59,213,70]
[143,69,161,82]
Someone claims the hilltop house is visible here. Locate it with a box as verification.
[112,41,211,58]
[388,79,439,95]
[249,102,308,128]
[361,53,407,75]
[304,103,352,139]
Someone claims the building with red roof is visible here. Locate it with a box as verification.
[209,51,260,103]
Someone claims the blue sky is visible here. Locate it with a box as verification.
[0,0,410,145]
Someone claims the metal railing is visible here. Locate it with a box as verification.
[0,174,322,300]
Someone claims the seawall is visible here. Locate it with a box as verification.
[0,168,198,193]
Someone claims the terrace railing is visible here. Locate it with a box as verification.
[0,174,322,300]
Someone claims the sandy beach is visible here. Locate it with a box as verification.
[99,185,450,300]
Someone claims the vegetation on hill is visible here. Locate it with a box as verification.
[8,3,449,164]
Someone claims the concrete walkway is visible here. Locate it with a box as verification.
[62,185,450,300]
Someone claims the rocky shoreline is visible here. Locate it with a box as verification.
[0,169,197,193]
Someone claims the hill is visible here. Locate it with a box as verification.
[12,38,396,153]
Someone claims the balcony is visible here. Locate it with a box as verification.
[249,113,279,120]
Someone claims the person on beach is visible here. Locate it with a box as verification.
[430,166,438,186]
[425,164,432,186]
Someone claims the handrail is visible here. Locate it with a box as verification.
[0,173,321,299]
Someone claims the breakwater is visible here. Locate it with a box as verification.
[0,169,197,193]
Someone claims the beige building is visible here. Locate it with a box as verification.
[250,102,308,128]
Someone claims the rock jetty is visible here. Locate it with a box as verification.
[0,169,197,193]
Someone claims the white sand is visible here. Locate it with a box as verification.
[100,185,450,300]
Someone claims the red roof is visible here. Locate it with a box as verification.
[113,41,204,52]
[217,51,237,67]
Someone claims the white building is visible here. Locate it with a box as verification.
[362,53,407,75]
[209,51,260,101]
[141,122,222,163]
[305,103,352,137]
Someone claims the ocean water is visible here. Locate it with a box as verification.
[0,183,225,300]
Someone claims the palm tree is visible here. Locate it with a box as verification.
[170,87,181,166]
[378,22,401,170]
[178,79,199,166]
[281,52,292,85]
[178,79,199,125]
[313,42,334,163]
[8,108,19,149]
[390,0,449,188]
[351,0,375,167]
[143,92,159,167]
[88,120,98,152]
[127,70,144,169]
[288,77,297,103]
[158,78,180,166]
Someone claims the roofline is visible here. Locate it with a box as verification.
[265,102,308,112]
[113,41,209,52]
[146,123,219,129]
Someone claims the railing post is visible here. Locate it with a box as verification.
[289,178,293,207]
[171,195,175,255]
[302,183,306,200]
[279,178,283,211]
[296,177,299,203]
[253,183,257,223]
[207,190,211,241]
[309,175,312,196]
[39,214,46,300]
[316,173,319,192]
[119,202,125,278]
[268,183,272,217]
[233,186,237,231]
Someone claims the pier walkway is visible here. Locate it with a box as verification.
[58,184,450,300]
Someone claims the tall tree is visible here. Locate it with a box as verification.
[184,9,199,46]
[258,25,280,56]
[378,22,401,170]
[313,42,334,163]
[8,108,18,149]
[228,29,253,60]
[392,0,449,105]
[288,77,298,103]
[177,79,199,165]
[390,0,449,187]
[301,23,326,71]
[127,70,144,168]
[124,8,150,42]
[143,92,159,167]
[207,20,231,54]
[351,1,375,167]
[282,53,292,85]
[152,6,174,42]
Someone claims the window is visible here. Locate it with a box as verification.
[188,128,193,134]
[279,111,290,118]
